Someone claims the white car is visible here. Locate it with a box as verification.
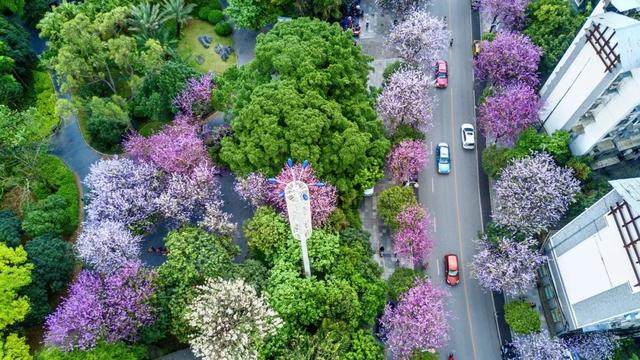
[461,123,475,150]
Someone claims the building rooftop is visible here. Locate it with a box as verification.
[593,12,640,71]
[610,0,640,12]
[546,178,640,330]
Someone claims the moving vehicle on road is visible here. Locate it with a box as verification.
[434,60,448,88]
[461,123,475,150]
[436,142,451,174]
[444,254,460,286]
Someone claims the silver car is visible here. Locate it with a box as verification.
[461,123,475,150]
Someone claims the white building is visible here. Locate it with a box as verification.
[539,0,640,169]
[540,178,640,335]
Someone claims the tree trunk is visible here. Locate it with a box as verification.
[176,20,181,38]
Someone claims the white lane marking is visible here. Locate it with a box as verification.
[433,216,437,233]
[437,261,441,276]
[430,140,433,154]
[431,177,435,193]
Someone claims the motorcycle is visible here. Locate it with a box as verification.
[448,353,455,360]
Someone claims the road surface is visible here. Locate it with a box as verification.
[419,0,503,359]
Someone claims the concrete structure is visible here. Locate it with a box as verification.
[541,178,640,335]
[539,0,640,169]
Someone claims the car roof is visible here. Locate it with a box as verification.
[461,123,474,129]
[446,254,458,269]
[438,142,448,147]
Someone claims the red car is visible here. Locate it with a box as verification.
[444,254,460,286]
[434,60,448,88]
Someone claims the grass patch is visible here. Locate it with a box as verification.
[177,19,237,74]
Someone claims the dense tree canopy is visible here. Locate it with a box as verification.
[524,0,586,78]
[216,18,390,208]
[0,243,32,331]
[25,234,74,294]
[86,96,130,152]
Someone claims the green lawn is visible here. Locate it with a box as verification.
[178,19,237,74]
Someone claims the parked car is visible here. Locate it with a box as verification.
[436,142,451,174]
[472,40,481,57]
[461,123,475,150]
[444,254,460,286]
[434,60,448,88]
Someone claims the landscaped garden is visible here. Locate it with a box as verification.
[177,19,236,74]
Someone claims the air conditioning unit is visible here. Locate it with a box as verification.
[582,110,596,124]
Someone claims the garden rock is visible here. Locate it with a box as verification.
[195,55,205,65]
[214,44,234,61]
[198,35,212,48]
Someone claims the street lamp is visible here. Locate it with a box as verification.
[269,159,323,278]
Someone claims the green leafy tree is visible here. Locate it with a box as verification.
[131,59,197,121]
[86,96,130,152]
[23,0,50,27]
[387,267,426,302]
[0,42,23,108]
[225,0,276,30]
[0,243,32,330]
[0,0,24,15]
[0,333,31,360]
[21,194,69,238]
[25,234,74,293]
[244,207,289,266]
[155,227,237,341]
[36,342,146,360]
[524,0,586,78]
[0,210,21,248]
[511,128,572,165]
[0,16,35,86]
[160,0,195,38]
[504,300,541,334]
[218,18,390,209]
[376,186,417,229]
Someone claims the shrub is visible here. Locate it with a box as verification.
[22,282,50,326]
[86,96,130,152]
[36,342,147,360]
[481,144,512,178]
[504,300,541,334]
[215,21,233,36]
[21,195,69,238]
[244,207,289,265]
[377,186,417,229]
[0,210,21,247]
[382,60,405,86]
[25,234,75,294]
[34,155,79,234]
[198,8,224,24]
[387,268,426,302]
[390,124,425,145]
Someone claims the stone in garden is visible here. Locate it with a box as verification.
[195,55,205,65]
[214,44,223,54]
[198,36,209,48]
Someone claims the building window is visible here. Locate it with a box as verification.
[551,308,563,323]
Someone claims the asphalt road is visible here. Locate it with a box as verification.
[418,0,503,359]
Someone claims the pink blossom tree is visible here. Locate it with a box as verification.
[480,0,531,30]
[44,262,155,351]
[387,11,450,69]
[173,72,214,118]
[474,32,542,88]
[493,152,580,235]
[377,69,434,134]
[84,157,161,227]
[564,332,617,360]
[76,221,143,274]
[393,205,434,266]
[267,162,337,227]
[470,236,547,296]
[386,140,429,183]
[478,83,541,145]
[124,121,210,174]
[155,163,232,232]
[511,331,568,360]
[381,279,449,359]
[234,173,270,208]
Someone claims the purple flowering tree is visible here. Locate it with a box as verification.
[387,11,450,69]
[173,72,214,118]
[381,279,449,359]
[470,236,547,296]
[480,0,530,30]
[564,332,617,360]
[376,0,426,17]
[377,69,435,134]
[84,158,160,227]
[474,32,542,88]
[478,83,541,145]
[386,140,429,183]
[511,331,568,360]
[44,262,155,351]
[393,205,434,266]
[124,121,210,174]
[234,173,270,208]
[76,221,142,274]
[155,163,230,229]
[267,162,337,227]
[200,202,236,237]
[493,152,580,235]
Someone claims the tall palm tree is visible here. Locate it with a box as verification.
[160,0,196,38]
[128,2,166,38]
